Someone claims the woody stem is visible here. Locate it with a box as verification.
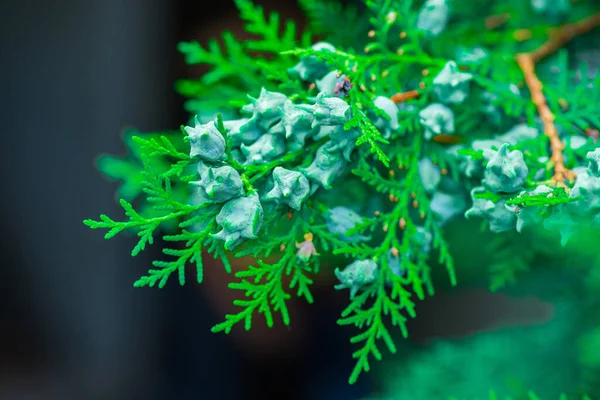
[516,11,600,184]
[390,90,420,104]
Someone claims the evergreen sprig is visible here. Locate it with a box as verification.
[298,0,368,47]
[451,392,594,400]
[211,214,317,333]
[234,0,304,53]
[486,233,535,292]
[333,133,456,383]
[86,0,600,393]
[176,0,311,117]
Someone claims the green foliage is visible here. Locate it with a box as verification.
[211,212,318,333]
[86,0,600,394]
[372,300,587,400]
[96,130,189,232]
[298,0,369,47]
[449,392,593,400]
[235,0,301,52]
[176,0,311,117]
[486,233,534,292]
[546,52,600,137]
[505,187,581,207]
[331,131,457,382]
[86,133,216,287]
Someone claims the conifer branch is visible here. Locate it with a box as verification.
[516,12,600,184]
[530,12,600,63]
[516,53,575,184]
[85,0,600,390]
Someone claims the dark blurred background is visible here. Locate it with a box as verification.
[0,1,556,399]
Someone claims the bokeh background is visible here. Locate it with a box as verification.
[0,1,568,399]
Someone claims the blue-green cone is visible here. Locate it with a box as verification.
[568,170,600,216]
[465,187,516,233]
[432,61,473,105]
[372,96,400,139]
[416,0,450,36]
[316,70,340,96]
[263,167,311,210]
[386,250,406,278]
[242,88,288,131]
[586,148,600,177]
[543,205,582,246]
[458,139,504,179]
[212,193,264,250]
[328,125,361,161]
[301,142,348,191]
[240,133,286,165]
[225,118,262,147]
[270,100,315,150]
[508,185,552,232]
[190,163,244,203]
[408,226,433,258]
[324,206,371,243]
[455,46,488,65]
[306,93,352,128]
[419,103,455,140]
[496,124,539,145]
[483,143,528,194]
[334,259,379,299]
[287,42,336,82]
[185,116,226,162]
[418,158,442,193]
[531,0,570,20]
[430,189,468,225]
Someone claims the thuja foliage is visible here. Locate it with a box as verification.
[371,274,593,399]
[85,0,600,391]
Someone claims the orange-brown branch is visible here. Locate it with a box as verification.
[516,11,600,184]
[516,54,575,184]
[432,134,462,144]
[390,90,420,103]
[530,12,600,63]
[485,13,510,30]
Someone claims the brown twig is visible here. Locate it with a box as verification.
[485,13,511,30]
[516,11,600,185]
[432,134,462,144]
[516,54,575,184]
[585,128,599,142]
[530,12,600,63]
[390,90,420,103]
